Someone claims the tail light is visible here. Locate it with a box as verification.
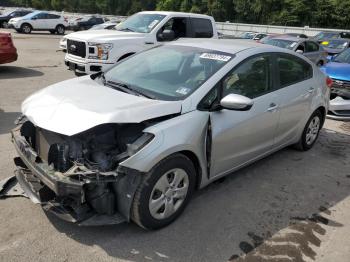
[326,76,333,88]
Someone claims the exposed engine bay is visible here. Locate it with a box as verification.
[20,120,152,173]
[11,119,158,225]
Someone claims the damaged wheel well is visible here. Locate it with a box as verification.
[178,150,202,189]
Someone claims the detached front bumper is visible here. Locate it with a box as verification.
[11,127,142,226]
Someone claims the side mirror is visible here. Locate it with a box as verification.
[159,29,175,41]
[32,17,37,20]
[220,94,254,111]
[296,49,304,54]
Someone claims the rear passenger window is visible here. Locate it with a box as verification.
[190,18,213,38]
[305,41,319,52]
[277,54,313,87]
[48,14,60,19]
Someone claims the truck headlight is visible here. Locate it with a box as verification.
[88,42,113,60]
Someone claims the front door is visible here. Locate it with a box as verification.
[208,54,280,177]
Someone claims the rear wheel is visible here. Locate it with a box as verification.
[56,25,65,35]
[1,21,8,28]
[294,110,323,151]
[21,23,32,34]
[132,154,196,230]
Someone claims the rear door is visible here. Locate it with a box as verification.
[207,53,281,177]
[273,53,315,147]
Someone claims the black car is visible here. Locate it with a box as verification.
[314,31,350,43]
[0,9,32,28]
[71,16,105,31]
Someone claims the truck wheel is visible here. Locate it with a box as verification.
[294,110,323,151]
[21,23,32,34]
[131,154,196,230]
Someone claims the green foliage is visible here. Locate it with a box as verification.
[2,0,349,28]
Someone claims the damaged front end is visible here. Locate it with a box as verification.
[11,119,153,226]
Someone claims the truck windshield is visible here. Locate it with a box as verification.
[115,13,166,33]
[103,45,232,101]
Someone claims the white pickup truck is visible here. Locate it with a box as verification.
[64,11,218,75]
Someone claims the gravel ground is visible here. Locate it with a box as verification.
[0,30,350,262]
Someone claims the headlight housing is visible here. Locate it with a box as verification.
[126,133,154,157]
[88,42,113,60]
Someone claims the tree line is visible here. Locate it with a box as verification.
[2,0,350,29]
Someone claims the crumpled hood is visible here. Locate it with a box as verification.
[66,29,146,42]
[22,76,182,136]
[321,62,350,81]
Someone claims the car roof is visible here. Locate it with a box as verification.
[138,11,213,19]
[168,38,280,55]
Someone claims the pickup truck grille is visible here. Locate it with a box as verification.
[67,39,86,58]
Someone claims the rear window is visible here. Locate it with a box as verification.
[277,54,313,87]
[190,18,213,38]
[305,41,319,52]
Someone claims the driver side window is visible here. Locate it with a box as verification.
[222,55,272,99]
[157,17,188,41]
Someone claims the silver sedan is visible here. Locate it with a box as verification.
[264,36,328,66]
[13,39,330,229]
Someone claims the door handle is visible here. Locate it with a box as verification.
[267,103,278,112]
[308,87,315,93]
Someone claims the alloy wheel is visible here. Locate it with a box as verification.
[305,116,320,145]
[149,168,189,220]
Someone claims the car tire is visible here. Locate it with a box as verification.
[294,110,323,151]
[56,25,65,35]
[21,23,32,34]
[1,21,8,28]
[317,61,324,67]
[131,154,196,230]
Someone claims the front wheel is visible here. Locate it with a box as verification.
[56,25,65,35]
[294,110,323,151]
[131,154,196,230]
[21,23,32,34]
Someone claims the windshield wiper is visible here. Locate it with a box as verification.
[117,27,135,32]
[106,80,155,99]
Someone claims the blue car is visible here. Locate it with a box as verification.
[321,48,350,121]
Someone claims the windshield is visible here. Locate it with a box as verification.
[115,13,166,33]
[265,39,297,49]
[334,48,350,64]
[103,45,232,101]
[314,32,339,40]
[321,39,349,50]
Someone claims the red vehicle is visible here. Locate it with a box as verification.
[0,32,17,64]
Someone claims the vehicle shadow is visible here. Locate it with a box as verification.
[0,66,43,79]
[0,109,20,135]
[47,127,350,262]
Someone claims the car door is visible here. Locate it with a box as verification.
[32,13,47,29]
[304,41,320,63]
[207,54,281,177]
[273,53,314,147]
